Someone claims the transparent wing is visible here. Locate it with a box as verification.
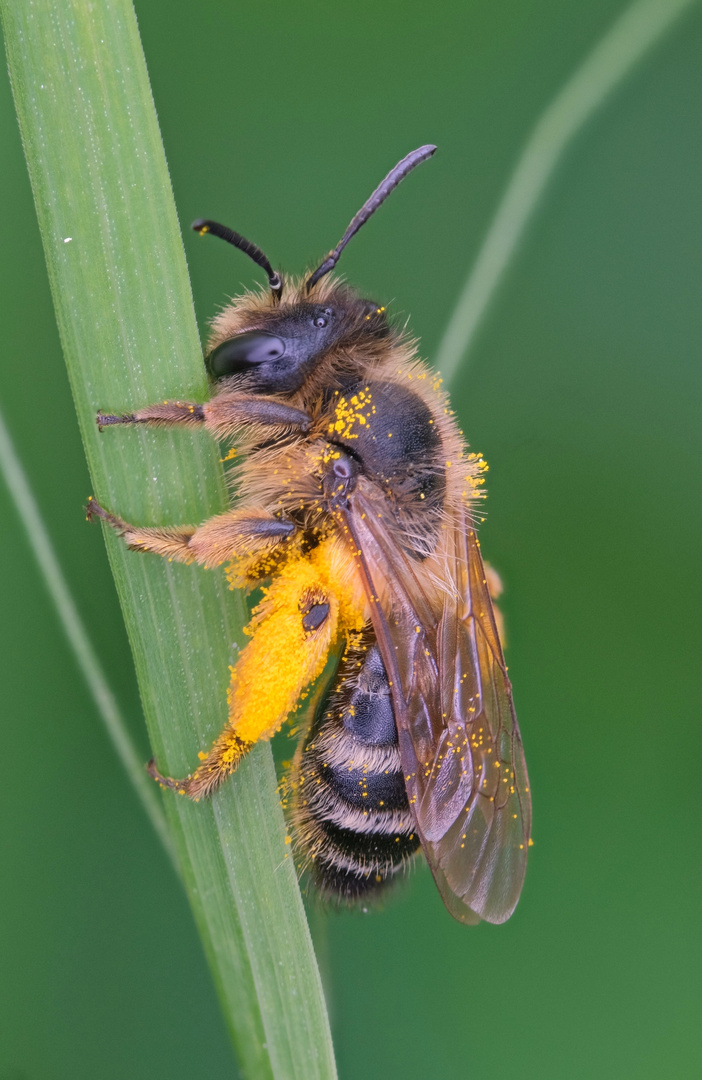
[342,479,531,924]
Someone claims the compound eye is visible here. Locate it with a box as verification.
[312,307,333,329]
[207,332,286,377]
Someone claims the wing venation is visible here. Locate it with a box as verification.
[342,477,531,924]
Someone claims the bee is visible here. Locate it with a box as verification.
[89,145,532,924]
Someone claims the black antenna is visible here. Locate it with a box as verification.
[192,219,283,300]
[306,144,437,292]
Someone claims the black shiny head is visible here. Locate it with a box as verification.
[206,297,389,392]
[198,145,438,391]
[208,332,286,379]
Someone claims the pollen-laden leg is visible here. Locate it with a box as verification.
[150,536,367,800]
[97,393,311,439]
[86,497,296,569]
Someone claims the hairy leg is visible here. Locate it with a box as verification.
[87,497,296,567]
[97,401,205,429]
[97,392,311,438]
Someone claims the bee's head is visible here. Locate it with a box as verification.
[193,144,435,394]
[205,286,389,393]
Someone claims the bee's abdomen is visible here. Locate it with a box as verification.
[290,638,420,900]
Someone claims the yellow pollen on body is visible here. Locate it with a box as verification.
[329,389,373,440]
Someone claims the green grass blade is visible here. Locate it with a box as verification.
[436,0,699,383]
[0,2,337,1078]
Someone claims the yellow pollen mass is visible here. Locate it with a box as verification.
[224,537,366,748]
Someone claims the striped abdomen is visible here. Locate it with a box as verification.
[290,633,420,900]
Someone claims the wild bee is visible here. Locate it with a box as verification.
[89,145,532,924]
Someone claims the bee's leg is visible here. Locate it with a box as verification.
[483,561,506,646]
[150,538,366,800]
[203,393,312,439]
[96,402,206,429]
[97,394,311,436]
[87,497,296,567]
[483,562,503,600]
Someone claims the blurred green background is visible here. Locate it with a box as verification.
[1,1,700,1077]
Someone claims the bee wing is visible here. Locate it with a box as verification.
[342,480,531,924]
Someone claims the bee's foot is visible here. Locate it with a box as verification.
[85,496,126,532]
[96,412,136,431]
[147,758,190,796]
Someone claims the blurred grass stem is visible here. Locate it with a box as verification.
[0,405,177,868]
[438,0,699,383]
